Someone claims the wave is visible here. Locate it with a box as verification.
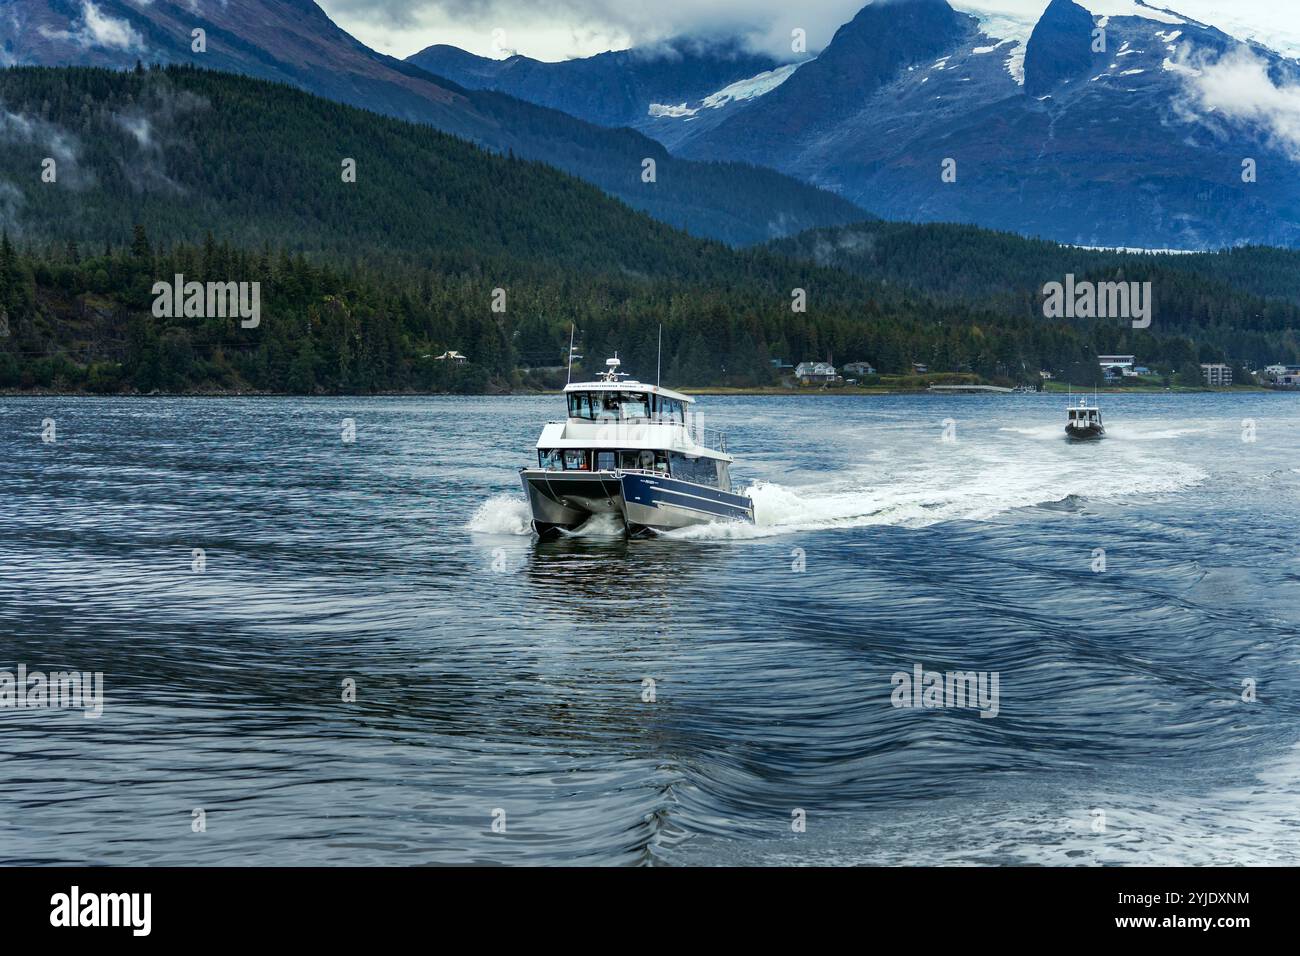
[464,495,628,538]
[998,423,1207,441]
[466,494,533,536]
[669,457,1206,540]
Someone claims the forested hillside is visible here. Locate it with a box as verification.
[772,222,1300,306]
[2,66,1298,395]
[771,222,1300,368]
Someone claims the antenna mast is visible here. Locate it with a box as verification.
[566,324,576,385]
[657,324,662,387]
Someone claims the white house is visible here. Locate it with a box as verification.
[794,361,838,383]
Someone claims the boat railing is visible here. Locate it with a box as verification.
[695,425,728,454]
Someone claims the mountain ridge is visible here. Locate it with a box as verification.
[1,0,865,245]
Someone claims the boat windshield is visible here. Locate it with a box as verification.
[566,390,686,422]
[568,390,652,421]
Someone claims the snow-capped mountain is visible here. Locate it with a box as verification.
[407,38,785,135]
[407,0,1300,249]
[408,39,808,152]
[679,0,1300,248]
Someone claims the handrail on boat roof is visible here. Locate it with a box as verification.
[562,380,695,404]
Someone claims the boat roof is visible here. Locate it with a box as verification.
[563,380,695,404]
[535,421,730,460]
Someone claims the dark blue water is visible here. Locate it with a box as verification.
[2,393,1299,864]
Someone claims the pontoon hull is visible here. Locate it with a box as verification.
[520,469,754,536]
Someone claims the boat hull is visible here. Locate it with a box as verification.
[1065,424,1105,441]
[519,469,754,536]
[619,472,754,532]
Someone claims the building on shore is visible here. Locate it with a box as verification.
[1098,354,1137,380]
[794,361,838,384]
[843,361,876,377]
[1200,363,1232,386]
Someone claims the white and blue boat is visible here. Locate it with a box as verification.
[520,356,755,537]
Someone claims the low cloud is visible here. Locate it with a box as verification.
[111,85,209,194]
[0,107,89,180]
[0,181,25,233]
[0,110,94,228]
[1177,45,1300,160]
[39,1,146,54]
[321,0,871,59]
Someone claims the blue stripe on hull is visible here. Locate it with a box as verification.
[620,473,754,522]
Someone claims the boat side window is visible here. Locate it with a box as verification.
[619,450,648,470]
[657,398,685,424]
[668,452,719,487]
[567,392,596,420]
[538,449,562,469]
[563,449,588,470]
[595,451,616,471]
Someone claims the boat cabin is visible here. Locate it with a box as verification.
[531,356,733,490]
[1067,406,1102,426]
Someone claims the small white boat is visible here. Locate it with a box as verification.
[519,356,755,537]
[1065,396,1105,440]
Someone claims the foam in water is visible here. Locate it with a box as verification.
[465,496,626,537]
[559,513,626,538]
[466,494,533,536]
[670,457,1206,541]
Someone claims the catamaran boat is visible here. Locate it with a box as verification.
[1065,395,1105,440]
[520,357,755,537]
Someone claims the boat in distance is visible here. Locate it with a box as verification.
[520,356,755,537]
[1065,396,1106,441]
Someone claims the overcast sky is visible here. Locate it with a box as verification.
[315,0,1300,62]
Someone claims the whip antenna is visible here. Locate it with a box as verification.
[657,324,662,388]
[566,323,576,385]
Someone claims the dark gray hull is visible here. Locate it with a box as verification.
[1065,424,1105,441]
